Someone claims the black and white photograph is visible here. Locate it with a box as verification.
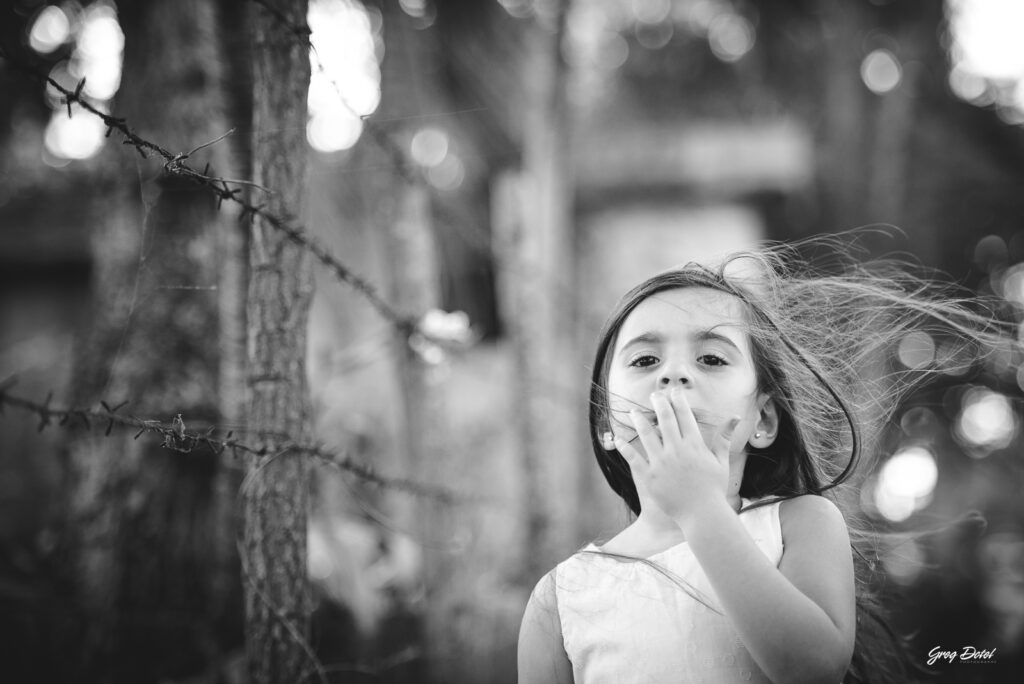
[2,1,1023,682]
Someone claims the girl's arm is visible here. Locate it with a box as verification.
[681,494,856,684]
[517,571,575,684]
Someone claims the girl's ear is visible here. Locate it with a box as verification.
[749,394,780,448]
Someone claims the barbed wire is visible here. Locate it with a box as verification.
[0,43,425,343]
[2,15,583,352]
[0,377,468,505]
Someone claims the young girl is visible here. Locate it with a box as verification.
[518,241,1007,684]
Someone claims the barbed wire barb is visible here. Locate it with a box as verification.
[186,127,236,157]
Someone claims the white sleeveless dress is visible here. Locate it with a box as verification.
[554,497,783,684]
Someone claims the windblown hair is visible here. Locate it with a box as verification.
[587,237,1010,684]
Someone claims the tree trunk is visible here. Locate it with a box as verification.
[816,0,869,230]
[242,3,314,684]
[368,3,453,679]
[64,1,241,681]
[505,0,579,581]
[385,182,452,680]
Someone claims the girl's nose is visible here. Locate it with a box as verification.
[658,373,690,387]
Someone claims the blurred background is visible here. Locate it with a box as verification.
[2,0,1024,682]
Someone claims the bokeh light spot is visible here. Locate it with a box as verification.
[39,1,124,161]
[861,49,902,94]
[947,0,1024,120]
[410,127,449,168]
[635,20,674,50]
[708,13,754,64]
[882,538,926,585]
[949,0,1024,81]
[897,331,936,369]
[28,5,71,54]
[632,0,671,25]
[900,406,939,439]
[426,154,465,191]
[873,446,938,522]
[307,113,363,154]
[497,0,533,20]
[399,0,426,18]
[307,0,381,152]
[595,31,630,70]
[973,234,1008,272]
[398,0,435,28]
[948,64,988,102]
[955,387,1017,453]
[994,264,1024,305]
[75,3,125,101]
[44,105,106,160]
[77,5,124,60]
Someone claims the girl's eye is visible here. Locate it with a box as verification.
[698,354,728,367]
[628,354,659,368]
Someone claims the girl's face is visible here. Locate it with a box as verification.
[606,286,774,457]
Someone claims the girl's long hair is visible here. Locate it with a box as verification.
[587,236,1011,684]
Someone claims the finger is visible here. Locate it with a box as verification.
[650,392,684,451]
[629,408,661,455]
[711,416,743,463]
[614,436,649,473]
[668,387,702,442]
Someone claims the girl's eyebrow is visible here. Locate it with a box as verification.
[698,329,744,355]
[617,329,744,357]
[616,332,662,358]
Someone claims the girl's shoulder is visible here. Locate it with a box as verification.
[777,494,849,547]
[528,567,557,602]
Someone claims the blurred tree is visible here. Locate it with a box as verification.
[359,2,457,680]
[61,0,244,682]
[494,0,581,582]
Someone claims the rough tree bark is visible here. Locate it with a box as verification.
[242,2,314,683]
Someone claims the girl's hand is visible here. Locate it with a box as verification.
[615,388,740,526]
